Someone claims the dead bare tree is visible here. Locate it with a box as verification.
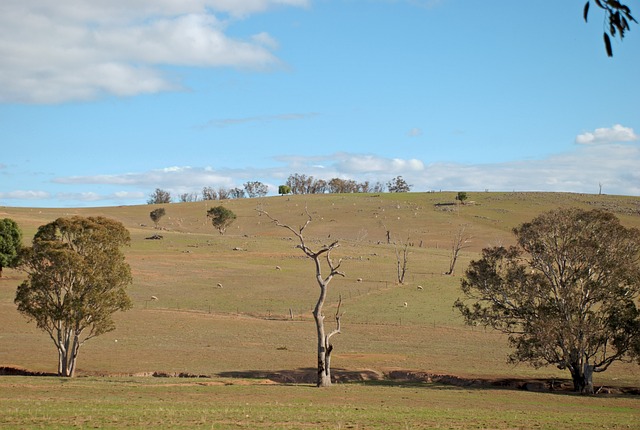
[445,224,472,275]
[394,238,409,284]
[258,208,345,387]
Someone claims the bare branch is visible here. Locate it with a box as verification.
[326,295,343,342]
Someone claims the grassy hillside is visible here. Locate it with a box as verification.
[1,192,639,386]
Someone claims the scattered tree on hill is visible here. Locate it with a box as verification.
[179,192,198,203]
[286,173,315,194]
[0,218,22,278]
[583,1,636,56]
[244,181,269,198]
[258,208,345,387]
[454,208,640,394]
[207,206,237,235]
[149,208,166,229]
[148,188,172,204]
[455,192,468,204]
[202,186,217,201]
[394,238,410,284]
[387,176,411,193]
[278,185,291,195]
[217,187,231,200]
[15,216,133,377]
[229,188,245,199]
[445,224,472,276]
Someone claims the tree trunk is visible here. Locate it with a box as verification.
[583,363,594,395]
[569,363,595,394]
[57,331,80,377]
[314,294,332,387]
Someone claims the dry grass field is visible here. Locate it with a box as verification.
[1,192,639,428]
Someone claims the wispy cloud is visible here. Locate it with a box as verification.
[0,1,308,104]
[6,136,639,207]
[575,124,638,145]
[0,190,51,200]
[199,112,320,128]
[54,166,235,188]
[407,127,423,137]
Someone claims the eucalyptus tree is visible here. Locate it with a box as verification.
[244,181,269,198]
[149,207,166,228]
[0,218,22,278]
[15,216,133,377]
[455,208,640,393]
[207,206,237,235]
[583,1,636,56]
[147,188,171,204]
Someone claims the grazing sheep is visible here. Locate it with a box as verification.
[151,296,158,301]
[417,285,423,290]
[216,283,223,288]
[276,266,281,270]
[357,278,363,282]
[403,302,408,307]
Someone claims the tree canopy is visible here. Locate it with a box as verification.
[0,218,22,277]
[149,208,166,228]
[244,181,269,198]
[455,208,640,393]
[387,176,411,193]
[207,206,237,235]
[148,188,172,204]
[15,216,133,377]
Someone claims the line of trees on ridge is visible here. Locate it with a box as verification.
[147,175,412,204]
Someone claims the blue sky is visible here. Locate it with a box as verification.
[1,0,639,208]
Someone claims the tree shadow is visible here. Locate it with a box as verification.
[217,368,640,395]
[217,368,384,385]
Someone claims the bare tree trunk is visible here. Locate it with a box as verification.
[259,208,345,388]
[445,225,472,275]
[314,307,331,387]
[394,240,409,284]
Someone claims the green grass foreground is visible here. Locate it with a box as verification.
[1,376,638,429]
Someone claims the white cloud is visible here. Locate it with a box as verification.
[0,190,51,200]
[0,0,307,103]
[575,124,638,145]
[7,140,639,207]
[54,166,235,189]
[331,154,425,174]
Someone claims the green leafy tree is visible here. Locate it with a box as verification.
[455,192,468,204]
[0,218,22,278]
[15,216,133,377]
[455,208,640,394]
[278,185,291,195]
[583,1,636,56]
[149,208,166,228]
[207,206,237,235]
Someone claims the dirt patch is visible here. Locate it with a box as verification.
[2,365,638,395]
[386,370,640,395]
